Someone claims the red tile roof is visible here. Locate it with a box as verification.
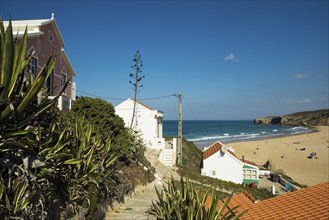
[135,100,154,110]
[222,191,255,213]
[243,160,258,167]
[203,141,224,160]
[203,141,258,167]
[205,191,255,217]
[205,182,329,219]
[240,182,329,219]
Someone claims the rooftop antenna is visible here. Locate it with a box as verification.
[221,145,228,154]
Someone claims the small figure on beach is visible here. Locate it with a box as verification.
[264,160,271,170]
[307,152,317,159]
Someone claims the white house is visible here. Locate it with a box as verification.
[201,141,259,185]
[115,98,165,149]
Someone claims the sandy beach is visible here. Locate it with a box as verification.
[228,126,329,187]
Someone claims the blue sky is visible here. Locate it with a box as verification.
[1,0,328,120]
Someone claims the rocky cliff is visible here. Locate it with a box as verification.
[254,109,329,126]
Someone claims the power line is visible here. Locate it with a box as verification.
[139,94,176,100]
[76,90,125,101]
[182,96,199,120]
[76,89,176,101]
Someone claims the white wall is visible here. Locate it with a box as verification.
[71,82,76,101]
[202,150,244,184]
[259,170,271,176]
[49,95,72,111]
[115,99,165,149]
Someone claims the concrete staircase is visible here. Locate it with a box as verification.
[105,182,160,220]
[105,148,180,220]
[159,149,175,166]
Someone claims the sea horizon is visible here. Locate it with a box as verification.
[163,120,312,149]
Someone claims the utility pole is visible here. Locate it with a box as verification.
[177,92,183,166]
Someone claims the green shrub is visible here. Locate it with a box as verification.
[148,177,247,219]
[0,19,64,219]
[71,97,145,162]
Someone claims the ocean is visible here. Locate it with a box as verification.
[163,120,311,149]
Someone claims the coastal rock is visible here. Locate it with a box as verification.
[254,109,329,126]
[253,117,282,125]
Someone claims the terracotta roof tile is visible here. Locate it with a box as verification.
[243,159,258,167]
[203,141,224,160]
[203,183,329,219]
[203,141,258,167]
[135,100,154,110]
[240,182,329,219]
[204,191,255,217]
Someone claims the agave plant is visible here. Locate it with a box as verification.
[0,18,67,219]
[148,178,247,220]
[38,114,120,216]
[0,20,63,128]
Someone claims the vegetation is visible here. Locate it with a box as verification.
[71,96,155,217]
[0,20,154,219]
[71,96,146,162]
[176,138,274,201]
[0,19,64,219]
[148,177,247,219]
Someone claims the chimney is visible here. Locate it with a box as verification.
[242,156,245,162]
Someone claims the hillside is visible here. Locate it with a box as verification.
[254,109,329,126]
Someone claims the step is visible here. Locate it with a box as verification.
[106,212,156,220]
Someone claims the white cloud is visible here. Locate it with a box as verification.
[318,97,328,101]
[224,53,239,62]
[281,100,294,104]
[299,99,311,103]
[281,99,312,104]
[293,73,310,79]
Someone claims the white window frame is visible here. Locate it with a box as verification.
[251,170,257,180]
[28,57,37,81]
[243,169,257,180]
[61,72,67,94]
[47,69,54,95]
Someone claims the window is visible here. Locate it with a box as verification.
[211,170,216,176]
[243,169,251,179]
[243,169,257,180]
[48,31,54,44]
[28,57,37,81]
[62,97,70,111]
[61,73,67,93]
[251,170,257,179]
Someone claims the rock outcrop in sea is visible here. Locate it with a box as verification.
[254,109,329,126]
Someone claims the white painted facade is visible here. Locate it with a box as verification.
[201,141,259,185]
[202,147,244,184]
[115,99,165,149]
